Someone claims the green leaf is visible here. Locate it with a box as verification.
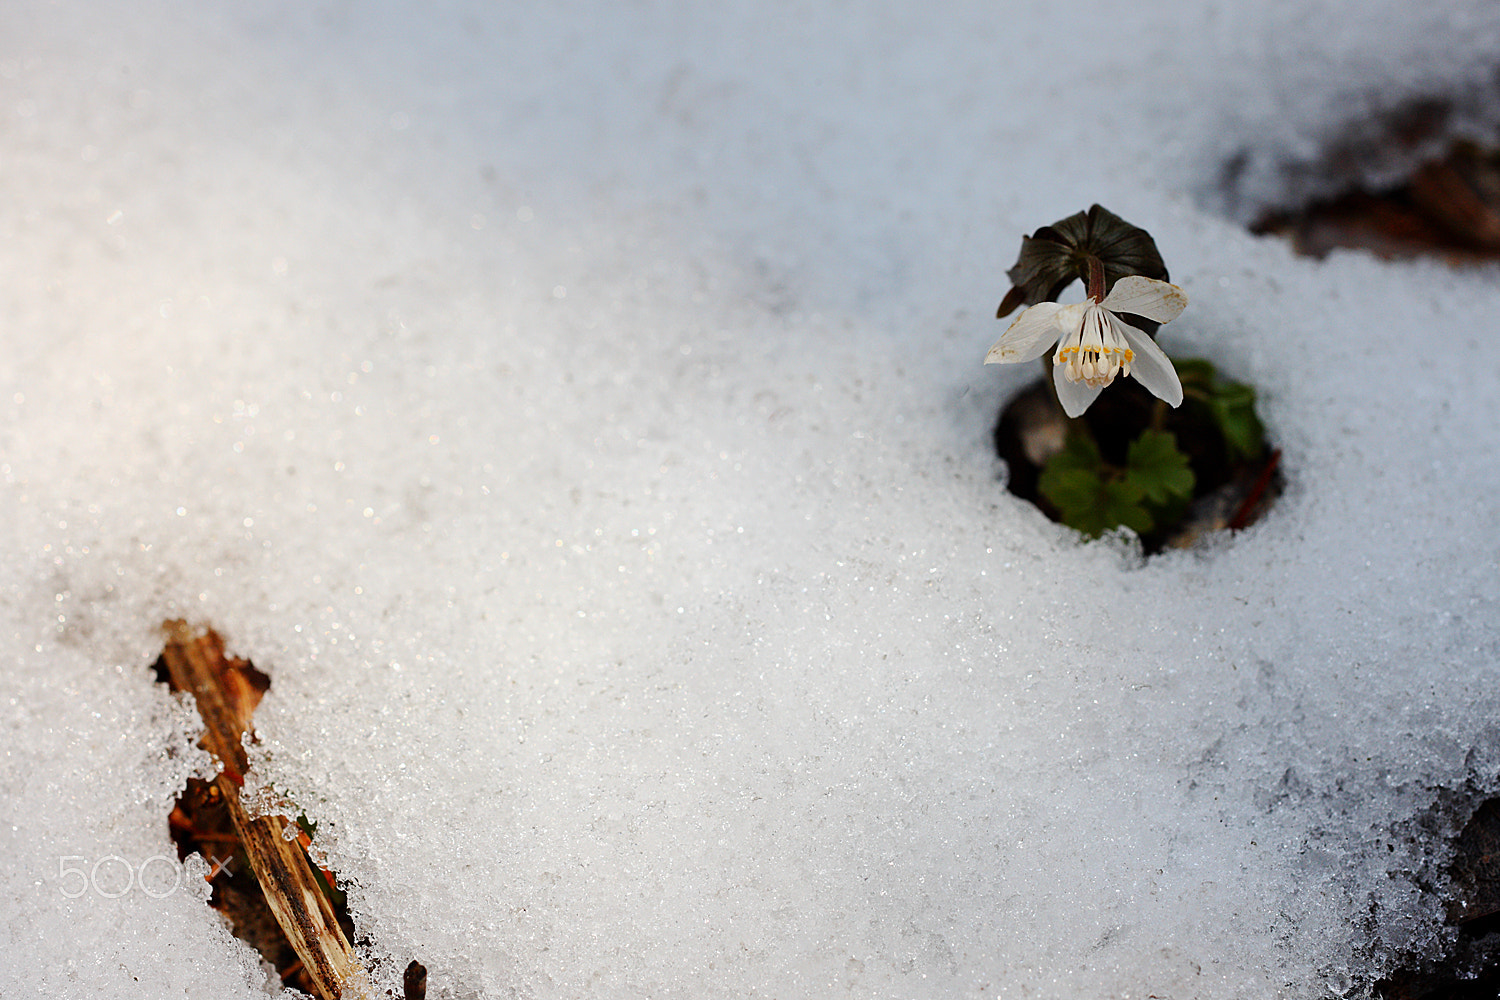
[1208,381,1265,462]
[1173,358,1217,398]
[1094,479,1154,537]
[1040,468,1109,533]
[1038,434,1154,538]
[1041,431,1101,477]
[1126,430,1195,505]
[1169,357,1268,462]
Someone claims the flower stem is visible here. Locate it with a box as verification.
[1084,255,1106,303]
[1150,398,1168,432]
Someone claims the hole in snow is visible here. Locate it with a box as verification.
[987,204,1281,552]
[994,367,1281,554]
[154,622,428,1000]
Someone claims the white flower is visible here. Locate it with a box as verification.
[985,275,1188,418]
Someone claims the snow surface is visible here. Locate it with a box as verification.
[4,1,1500,997]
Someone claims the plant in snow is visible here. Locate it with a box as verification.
[987,205,1187,418]
[986,271,1187,418]
[986,206,1271,545]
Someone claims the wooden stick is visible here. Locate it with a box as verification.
[217,776,369,999]
[161,621,371,1000]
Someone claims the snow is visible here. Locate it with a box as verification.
[3,1,1500,997]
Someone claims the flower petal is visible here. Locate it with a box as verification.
[1052,359,1103,417]
[1101,275,1187,324]
[1116,319,1183,407]
[985,302,1066,365]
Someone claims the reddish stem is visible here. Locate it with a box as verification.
[1229,449,1281,530]
[1085,255,1106,302]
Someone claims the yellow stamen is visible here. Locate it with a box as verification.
[1054,305,1136,388]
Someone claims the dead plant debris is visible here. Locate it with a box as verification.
[1254,141,1500,261]
[156,621,425,999]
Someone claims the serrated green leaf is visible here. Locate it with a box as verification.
[1046,473,1153,538]
[1173,358,1217,400]
[1038,461,1101,523]
[1208,381,1265,461]
[1047,432,1102,474]
[1038,466,1105,516]
[1096,479,1154,536]
[1126,429,1195,505]
[1037,435,1105,533]
[1170,357,1267,462]
[1038,435,1155,538]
